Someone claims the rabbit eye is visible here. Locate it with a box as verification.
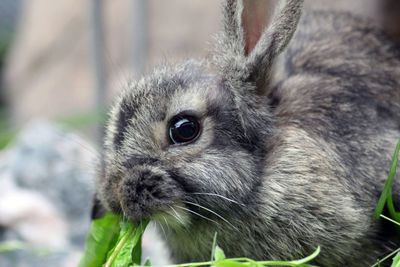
[168,115,201,144]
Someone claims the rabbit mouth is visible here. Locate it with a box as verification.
[115,166,235,229]
[118,167,184,221]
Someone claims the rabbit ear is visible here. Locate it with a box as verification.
[217,0,303,94]
[242,0,275,56]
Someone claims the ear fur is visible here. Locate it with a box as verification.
[215,0,303,95]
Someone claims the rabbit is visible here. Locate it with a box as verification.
[95,0,400,265]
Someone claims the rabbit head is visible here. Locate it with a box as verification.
[98,0,303,224]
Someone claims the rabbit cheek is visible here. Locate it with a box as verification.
[98,171,123,215]
[119,167,182,221]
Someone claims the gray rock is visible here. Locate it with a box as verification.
[0,121,97,267]
[8,121,96,245]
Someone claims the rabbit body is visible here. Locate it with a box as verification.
[98,1,400,266]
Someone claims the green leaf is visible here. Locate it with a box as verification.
[79,212,149,267]
[374,140,400,219]
[109,221,135,267]
[131,234,143,265]
[131,221,148,265]
[78,213,121,267]
[214,246,226,261]
[392,252,400,267]
[105,219,149,267]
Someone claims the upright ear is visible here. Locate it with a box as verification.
[215,0,303,95]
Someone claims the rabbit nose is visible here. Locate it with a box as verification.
[119,167,180,220]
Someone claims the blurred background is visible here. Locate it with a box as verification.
[0,0,391,266]
[0,1,221,266]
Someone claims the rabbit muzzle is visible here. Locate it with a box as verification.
[118,166,183,221]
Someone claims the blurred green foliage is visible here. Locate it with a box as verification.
[0,109,108,150]
[0,32,13,149]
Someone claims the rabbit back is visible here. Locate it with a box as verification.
[263,10,400,264]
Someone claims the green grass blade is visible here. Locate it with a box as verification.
[371,248,400,267]
[213,260,248,267]
[374,140,400,219]
[290,246,320,264]
[380,214,400,227]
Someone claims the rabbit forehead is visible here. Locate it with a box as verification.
[108,64,227,156]
[166,84,214,118]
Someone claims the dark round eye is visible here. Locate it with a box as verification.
[168,115,201,144]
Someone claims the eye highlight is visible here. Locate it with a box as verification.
[168,115,201,145]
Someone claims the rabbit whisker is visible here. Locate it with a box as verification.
[53,129,101,158]
[157,220,167,239]
[162,215,171,232]
[176,205,220,226]
[189,192,245,206]
[165,208,191,235]
[183,200,237,231]
[168,205,186,227]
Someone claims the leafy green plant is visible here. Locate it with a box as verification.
[104,219,148,267]
[168,246,320,267]
[0,240,50,256]
[78,212,149,267]
[78,213,121,267]
[79,213,320,267]
[0,109,107,150]
[0,240,32,253]
[57,109,108,131]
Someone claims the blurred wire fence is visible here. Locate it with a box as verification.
[0,0,150,149]
[0,0,21,148]
[0,0,21,39]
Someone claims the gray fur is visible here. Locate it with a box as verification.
[96,0,400,265]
